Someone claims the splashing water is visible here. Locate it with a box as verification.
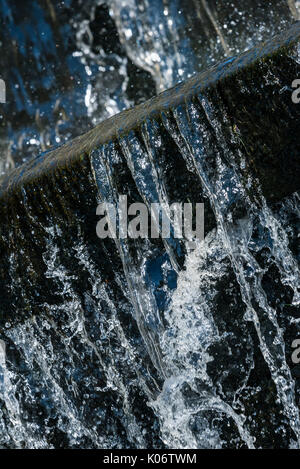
[1,88,300,448]
[0,0,299,450]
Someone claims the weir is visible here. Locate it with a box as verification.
[0,22,299,449]
[1,22,300,200]
[0,0,296,170]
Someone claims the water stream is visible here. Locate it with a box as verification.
[0,0,299,449]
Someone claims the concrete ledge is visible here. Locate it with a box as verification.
[0,22,300,202]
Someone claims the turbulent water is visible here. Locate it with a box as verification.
[0,0,300,449]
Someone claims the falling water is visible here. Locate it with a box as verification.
[90,96,300,448]
[0,0,299,450]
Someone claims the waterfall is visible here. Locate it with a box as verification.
[0,0,299,450]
